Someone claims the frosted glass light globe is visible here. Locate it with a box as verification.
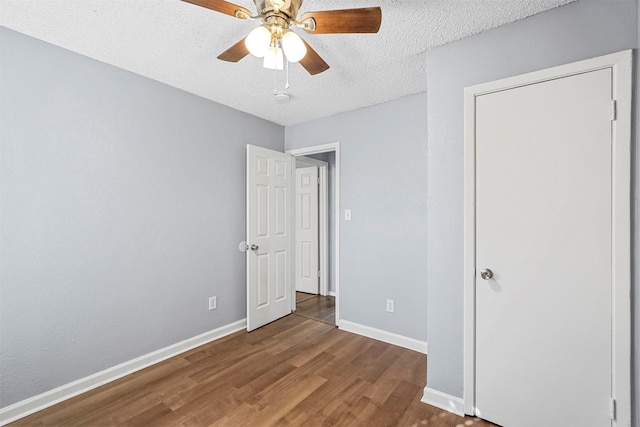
[281,31,307,63]
[263,46,284,70]
[245,26,271,58]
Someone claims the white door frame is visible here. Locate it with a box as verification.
[462,51,632,424]
[287,143,340,324]
[294,157,329,297]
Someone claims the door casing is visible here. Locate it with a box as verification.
[287,143,341,324]
[462,50,632,425]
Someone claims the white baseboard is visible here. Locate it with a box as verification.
[328,291,337,297]
[421,387,465,417]
[337,320,428,354]
[0,319,247,426]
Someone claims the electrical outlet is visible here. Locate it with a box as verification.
[209,296,217,310]
[386,299,394,313]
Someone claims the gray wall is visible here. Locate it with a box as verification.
[0,28,283,407]
[285,93,428,342]
[425,2,639,421]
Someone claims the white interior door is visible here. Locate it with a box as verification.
[246,144,293,331]
[295,166,319,294]
[475,69,613,426]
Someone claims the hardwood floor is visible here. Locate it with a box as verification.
[294,292,335,324]
[295,292,316,304]
[11,315,495,427]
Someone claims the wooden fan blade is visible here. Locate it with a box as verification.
[299,7,381,34]
[217,38,250,62]
[299,40,329,75]
[181,0,251,19]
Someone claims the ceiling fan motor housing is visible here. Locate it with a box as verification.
[254,0,302,20]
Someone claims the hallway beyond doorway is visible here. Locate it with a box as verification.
[295,292,335,325]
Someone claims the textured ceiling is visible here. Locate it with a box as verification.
[0,0,575,126]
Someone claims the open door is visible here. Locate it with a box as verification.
[246,145,293,331]
[295,166,319,294]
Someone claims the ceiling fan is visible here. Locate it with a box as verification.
[182,0,382,75]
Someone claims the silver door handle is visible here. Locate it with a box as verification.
[480,268,494,280]
[250,244,259,251]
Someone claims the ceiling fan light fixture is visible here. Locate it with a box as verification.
[263,45,284,70]
[184,0,382,76]
[245,25,271,57]
[281,30,306,63]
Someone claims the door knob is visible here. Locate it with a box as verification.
[480,268,494,280]
[250,244,259,251]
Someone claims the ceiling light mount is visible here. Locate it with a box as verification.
[254,0,300,20]
[274,91,290,103]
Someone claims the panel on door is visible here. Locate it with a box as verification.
[247,145,293,331]
[295,166,319,294]
[475,69,613,426]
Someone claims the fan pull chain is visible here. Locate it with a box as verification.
[285,60,290,89]
[273,66,278,94]
[272,61,291,94]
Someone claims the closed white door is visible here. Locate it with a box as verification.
[246,145,293,331]
[475,69,613,426]
[295,166,319,294]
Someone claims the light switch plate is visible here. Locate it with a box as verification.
[345,209,352,221]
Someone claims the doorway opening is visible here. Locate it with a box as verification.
[294,292,335,325]
[288,143,340,326]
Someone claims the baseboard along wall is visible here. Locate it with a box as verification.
[338,319,428,354]
[421,387,465,417]
[0,319,247,426]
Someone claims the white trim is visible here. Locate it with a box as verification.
[609,51,633,427]
[462,79,476,415]
[338,319,428,354]
[287,143,340,324]
[421,387,465,417]
[462,50,632,423]
[328,291,337,297]
[0,319,247,426]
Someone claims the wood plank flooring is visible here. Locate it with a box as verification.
[296,292,316,304]
[295,292,335,325]
[11,315,495,427]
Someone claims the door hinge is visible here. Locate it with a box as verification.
[609,398,616,420]
[610,100,617,121]
[317,270,321,278]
